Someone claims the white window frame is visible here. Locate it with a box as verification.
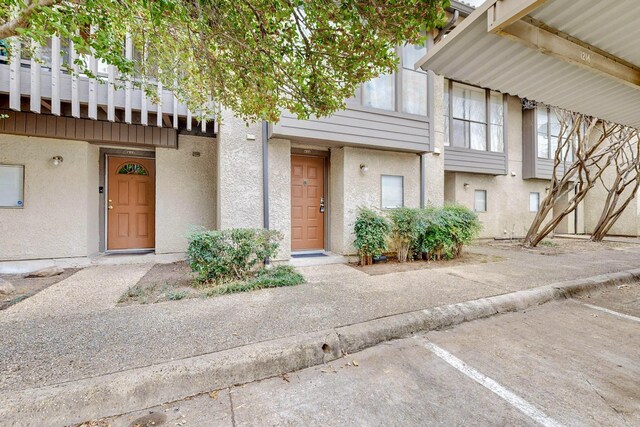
[380,175,404,210]
[536,105,576,161]
[0,164,25,209]
[529,192,540,212]
[474,189,487,212]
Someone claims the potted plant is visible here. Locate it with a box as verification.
[353,207,390,266]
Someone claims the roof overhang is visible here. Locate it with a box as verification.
[417,0,640,128]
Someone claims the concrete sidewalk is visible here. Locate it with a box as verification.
[1,242,640,424]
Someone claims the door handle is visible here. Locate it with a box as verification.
[108,205,113,210]
[319,197,325,213]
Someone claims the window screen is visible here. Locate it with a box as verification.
[0,164,25,208]
[530,192,540,212]
[381,175,404,209]
[474,189,487,212]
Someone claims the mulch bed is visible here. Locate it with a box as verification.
[349,252,504,276]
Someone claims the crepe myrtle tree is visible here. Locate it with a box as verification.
[0,0,448,122]
[590,128,640,241]
[523,108,639,247]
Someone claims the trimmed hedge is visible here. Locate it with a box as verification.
[187,228,281,284]
[354,207,391,265]
[353,204,482,263]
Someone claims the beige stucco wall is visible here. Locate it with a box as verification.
[268,138,292,260]
[329,147,346,255]
[583,165,639,237]
[425,71,446,207]
[443,96,550,239]
[217,111,264,229]
[155,135,217,254]
[332,146,421,255]
[0,134,98,260]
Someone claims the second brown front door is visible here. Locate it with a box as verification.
[291,155,325,251]
[107,156,156,250]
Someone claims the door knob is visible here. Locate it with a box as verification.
[108,205,113,210]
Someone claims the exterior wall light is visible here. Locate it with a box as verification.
[360,163,369,174]
[51,156,64,166]
[463,183,470,189]
[511,171,517,177]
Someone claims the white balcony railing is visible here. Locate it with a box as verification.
[0,36,214,133]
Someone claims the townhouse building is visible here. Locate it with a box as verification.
[1,1,637,267]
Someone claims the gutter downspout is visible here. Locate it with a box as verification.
[420,153,426,208]
[262,120,270,265]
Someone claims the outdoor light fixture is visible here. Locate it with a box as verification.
[463,183,470,189]
[51,156,64,166]
[360,163,369,174]
[511,171,517,177]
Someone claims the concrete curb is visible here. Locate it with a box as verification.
[3,268,640,426]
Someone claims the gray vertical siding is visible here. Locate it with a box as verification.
[0,109,178,148]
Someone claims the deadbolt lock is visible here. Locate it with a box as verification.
[319,197,325,213]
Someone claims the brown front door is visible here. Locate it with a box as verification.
[107,156,155,250]
[291,155,325,251]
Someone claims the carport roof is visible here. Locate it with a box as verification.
[417,0,640,128]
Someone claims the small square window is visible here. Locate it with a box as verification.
[530,192,540,212]
[381,175,404,209]
[474,190,487,212]
[0,164,25,208]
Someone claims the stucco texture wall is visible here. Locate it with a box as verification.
[155,135,217,254]
[583,162,639,237]
[443,96,550,239]
[0,134,97,260]
[425,71,445,207]
[332,146,421,255]
[268,138,291,260]
[217,111,263,230]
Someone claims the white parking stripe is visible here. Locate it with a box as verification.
[422,340,565,427]
[579,302,640,323]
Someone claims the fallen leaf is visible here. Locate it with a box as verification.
[352,360,359,367]
[209,391,218,399]
[281,373,290,383]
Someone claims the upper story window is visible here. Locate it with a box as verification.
[536,106,574,162]
[360,41,428,116]
[444,80,505,153]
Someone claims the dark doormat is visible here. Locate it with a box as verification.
[291,253,327,258]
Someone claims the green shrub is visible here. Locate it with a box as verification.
[388,207,423,263]
[187,228,281,284]
[418,204,481,260]
[206,265,304,296]
[353,207,390,264]
[166,290,187,301]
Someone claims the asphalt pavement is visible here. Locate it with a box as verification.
[102,283,640,427]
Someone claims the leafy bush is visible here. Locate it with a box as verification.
[418,204,481,260]
[187,228,281,284]
[206,265,304,296]
[388,207,423,262]
[354,207,390,265]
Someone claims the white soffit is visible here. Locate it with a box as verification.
[418,0,640,128]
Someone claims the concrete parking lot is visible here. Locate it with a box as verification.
[103,283,640,427]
